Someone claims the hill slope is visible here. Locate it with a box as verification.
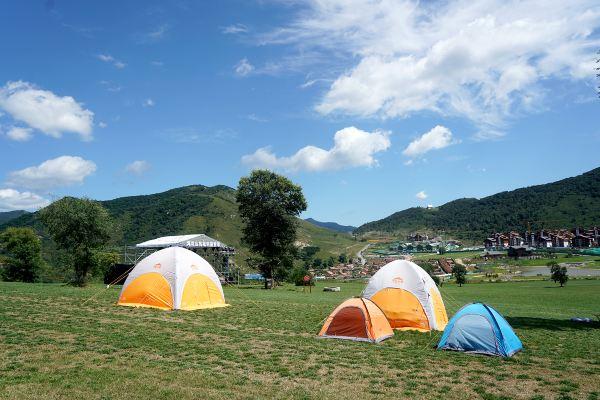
[2,185,360,265]
[304,218,356,233]
[355,167,600,239]
[0,210,29,225]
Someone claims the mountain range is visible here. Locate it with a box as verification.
[2,166,598,260]
[0,210,29,225]
[304,218,357,233]
[1,185,361,266]
[355,167,600,240]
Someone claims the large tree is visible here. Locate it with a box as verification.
[452,264,467,287]
[0,227,43,282]
[236,170,307,288]
[548,261,569,287]
[40,197,112,286]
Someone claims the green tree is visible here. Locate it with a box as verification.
[92,251,121,280]
[338,253,348,264]
[549,261,568,287]
[40,197,112,286]
[298,246,320,261]
[452,264,467,287]
[0,227,43,282]
[326,256,335,268]
[236,170,307,289]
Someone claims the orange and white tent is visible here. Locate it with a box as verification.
[117,246,227,310]
[363,260,448,332]
[318,298,393,343]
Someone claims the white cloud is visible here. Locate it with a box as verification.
[234,58,255,76]
[242,126,390,172]
[262,0,600,137]
[403,125,458,158]
[0,189,50,211]
[96,54,126,69]
[247,113,267,122]
[151,60,164,67]
[222,24,248,34]
[125,160,151,175]
[6,126,33,142]
[415,191,428,200]
[145,24,169,41]
[6,156,97,190]
[162,127,237,144]
[143,98,155,107]
[0,81,94,141]
[98,122,107,128]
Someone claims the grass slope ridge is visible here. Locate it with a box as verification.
[355,167,600,239]
[1,184,359,265]
[304,218,357,233]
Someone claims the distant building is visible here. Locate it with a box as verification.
[484,226,599,249]
[508,246,532,258]
[407,233,429,242]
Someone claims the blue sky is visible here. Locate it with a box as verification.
[0,0,599,226]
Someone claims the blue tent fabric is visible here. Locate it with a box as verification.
[437,303,522,357]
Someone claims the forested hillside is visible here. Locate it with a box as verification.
[355,167,600,239]
[2,184,359,265]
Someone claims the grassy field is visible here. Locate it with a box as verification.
[1,279,599,400]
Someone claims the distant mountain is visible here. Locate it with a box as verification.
[355,167,600,240]
[0,210,29,225]
[304,218,356,233]
[2,185,358,264]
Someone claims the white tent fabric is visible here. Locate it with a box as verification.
[362,260,446,331]
[119,246,224,309]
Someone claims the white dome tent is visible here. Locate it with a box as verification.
[117,246,227,310]
[363,260,448,332]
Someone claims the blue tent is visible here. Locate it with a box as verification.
[437,303,522,357]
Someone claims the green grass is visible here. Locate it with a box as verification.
[1,279,599,399]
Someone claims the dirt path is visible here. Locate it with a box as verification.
[357,244,369,265]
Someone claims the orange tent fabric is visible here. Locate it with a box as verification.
[318,298,394,343]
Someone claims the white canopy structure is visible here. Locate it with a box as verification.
[136,234,230,250]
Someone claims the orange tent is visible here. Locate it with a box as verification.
[318,298,394,343]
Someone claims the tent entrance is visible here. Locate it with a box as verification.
[446,314,498,354]
[117,272,173,309]
[325,306,368,338]
[371,288,429,331]
[180,273,225,310]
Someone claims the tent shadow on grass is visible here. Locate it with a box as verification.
[506,316,600,331]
